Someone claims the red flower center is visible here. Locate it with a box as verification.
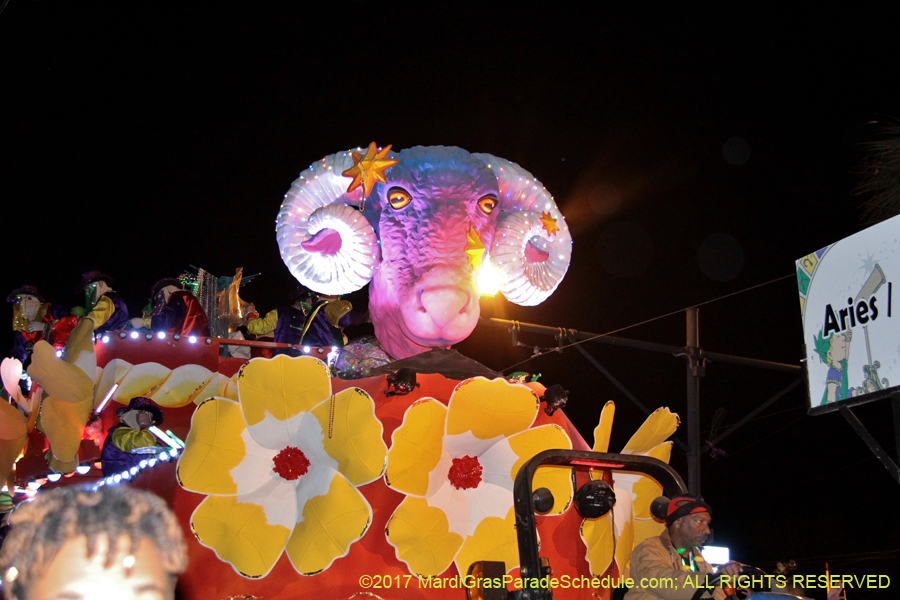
[448,455,483,490]
[272,446,310,481]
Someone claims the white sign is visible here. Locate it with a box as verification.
[797,214,899,414]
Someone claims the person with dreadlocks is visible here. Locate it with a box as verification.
[0,485,187,600]
[625,495,742,600]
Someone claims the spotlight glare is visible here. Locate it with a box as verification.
[477,260,501,296]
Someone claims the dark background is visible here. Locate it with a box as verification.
[3,3,900,597]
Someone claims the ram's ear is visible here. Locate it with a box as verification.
[474,153,572,306]
[277,150,392,295]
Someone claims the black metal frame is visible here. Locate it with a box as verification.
[512,449,687,600]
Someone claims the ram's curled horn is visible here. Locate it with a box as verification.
[473,153,573,306]
[276,150,380,295]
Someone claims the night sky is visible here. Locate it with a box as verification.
[3,3,900,597]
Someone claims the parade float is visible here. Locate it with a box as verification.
[1,144,684,599]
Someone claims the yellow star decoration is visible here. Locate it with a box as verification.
[341,142,399,197]
[540,211,560,237]
[464,224,485,270]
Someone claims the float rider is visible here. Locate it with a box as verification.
[100,396,163,477]
[73,271,129,335]
[625,495,742,600]
[129,277,209,337]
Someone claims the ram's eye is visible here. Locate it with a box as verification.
[388,187,412,210]
[477,195,497,215]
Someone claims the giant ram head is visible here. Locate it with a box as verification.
[276,145,572,359]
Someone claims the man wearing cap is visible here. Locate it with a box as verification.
[100,396,163,476]
[129,278,209,337]
[625,495,742,600]
[75,271,129,335]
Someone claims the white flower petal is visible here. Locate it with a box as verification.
[443,430,504,459]
[247,410,296,450]
[288,410,338,473]
[477,438,516,491]
[238,477,298,530]
[464,482,512,535]
[426,479,470,537]
[232,428,280,496]
[426,448,454,498]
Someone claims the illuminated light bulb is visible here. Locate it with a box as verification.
[101,335,110,343]
[303,346,311,354]
[76,465,91,475]
[113,474,121,483]
[55,349,63,357]
[47,473,62,482]
[157,331,166,340]
[159,452,170,461]
[148,459,157,467]
[24,489,36,498]
[121,471,130,480]
[477,260,501,296]
[26,481,40,490]
[130,331,139,339]
[105,477,114,485]
[331,346,338,352]
[130,467,139,475]
[188,336,197,344]
[139,460,148,468]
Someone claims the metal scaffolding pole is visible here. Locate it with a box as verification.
[479,316,803,496]
[685,308,702,494]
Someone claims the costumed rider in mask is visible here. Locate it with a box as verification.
[625,495,742,600]
[100,396,164,477]
[73,271,129,335]
[130,278,209,337]
[6,285,71,368]
[246,285,365,357]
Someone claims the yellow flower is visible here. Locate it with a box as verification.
[384,377,572,578]
[177,355,386,578]
[581,402,679,578]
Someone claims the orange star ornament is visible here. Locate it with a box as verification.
[342,142,399,198]
[540,211,560,237]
